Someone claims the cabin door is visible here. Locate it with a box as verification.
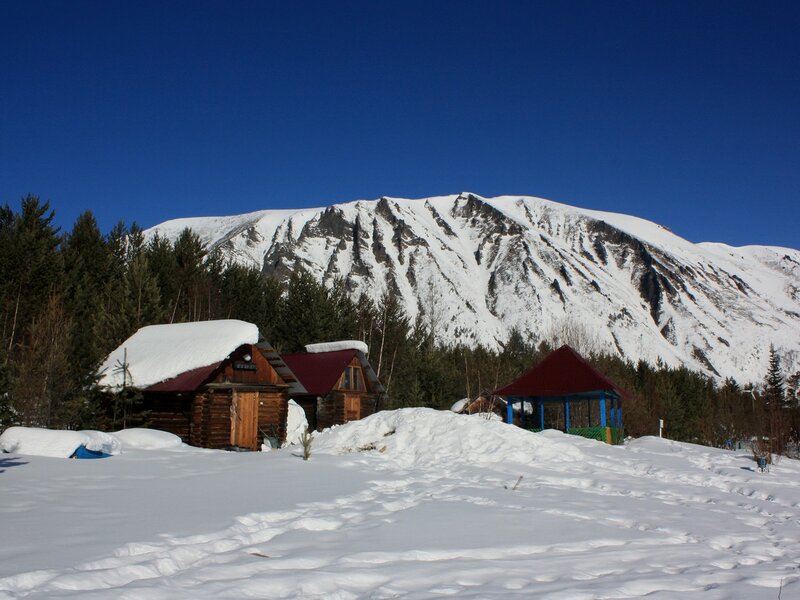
[231,391,259,449]
[343,394,360,422]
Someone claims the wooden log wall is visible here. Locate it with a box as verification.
[142,394,193,441]
[190,390,234,449]
[360,393,378,420]
[257,391,289,447]
[316,392,343,431]
[294,397,318,431]
[313,391,379,430]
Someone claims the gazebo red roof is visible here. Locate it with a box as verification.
[494,345,622,398]
[281,349,358,396]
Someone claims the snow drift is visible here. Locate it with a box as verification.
[312,407,584,468]
[0,427,122,458]
[281,399,309,447]
[0,427,190,457]
[111,428,184,450]
[2,410,800,598]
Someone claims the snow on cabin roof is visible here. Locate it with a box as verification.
[97,320,259,391]
[305,340,369,355]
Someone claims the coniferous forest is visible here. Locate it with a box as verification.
[1,196,798,454]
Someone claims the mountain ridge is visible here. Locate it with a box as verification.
[145,193,800,382]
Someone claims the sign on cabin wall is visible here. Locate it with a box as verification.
[233,361,257,371]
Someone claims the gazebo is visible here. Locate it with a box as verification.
[493,345,625,444]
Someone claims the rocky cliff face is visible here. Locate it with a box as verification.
[146,193,800,381]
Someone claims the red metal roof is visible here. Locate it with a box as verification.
[145,362,221,392]
[281,349,358,396]
[494,345,622,397]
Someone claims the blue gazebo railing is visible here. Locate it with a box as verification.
[505,390,624,444]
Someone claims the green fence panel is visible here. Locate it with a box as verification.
[528,426,624,444]
[567,426,606,441]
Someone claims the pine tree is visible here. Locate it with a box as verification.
[146,233,180,322]
[0,196,64,425]
[276,268,358,351]
[219,263,282,342]
[765,345,786,408]
[62,211,112,384]
[0,196,63,363]
[94,222,164,356]
[763,344,788,456]
[9,294,73,426]
[172,228,210,322]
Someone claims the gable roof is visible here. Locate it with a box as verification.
[282,349,384,396]
[494,345,623,398]
[97,320,259,391]
[256,343,307,396]
[144,363,223,392]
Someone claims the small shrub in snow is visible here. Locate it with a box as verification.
[301,427,313,461]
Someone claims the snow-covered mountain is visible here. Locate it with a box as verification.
[146,193,800,382]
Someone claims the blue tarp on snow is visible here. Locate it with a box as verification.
[71,446,112,459]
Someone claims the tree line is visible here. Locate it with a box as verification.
[1,195,798,454]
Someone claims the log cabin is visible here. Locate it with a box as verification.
[281,341,384,431]
[97,320,305,450]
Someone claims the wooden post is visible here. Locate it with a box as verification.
[230,389,238,446]
[599,392,607,427]
[609,398,615,432]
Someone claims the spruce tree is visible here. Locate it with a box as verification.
[277,267,323,351]
[0,196,63,361]
[0,196,64,425]
[172,228,209,322]
[10,294,74,427]
[146,233,180,322]
[763,344,788,456]
[765,344,785,408]
[62,211,112,384]
[219,264,282,342]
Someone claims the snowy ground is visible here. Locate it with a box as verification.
[2,409,799,599]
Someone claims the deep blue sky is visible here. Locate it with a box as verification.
[1,1,798,248]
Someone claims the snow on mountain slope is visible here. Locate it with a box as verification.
[145,193,800,381]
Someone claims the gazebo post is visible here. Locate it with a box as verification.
[564,397,570,431]
[506,397,514,424]
[539,398,545,430]
[599,391,607,428]
[520,397,526,428]
[609,397,615,431]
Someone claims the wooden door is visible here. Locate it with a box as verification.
[231,391,259,449]
[344,394,360,422]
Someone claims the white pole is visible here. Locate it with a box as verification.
[658,419,664,438]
